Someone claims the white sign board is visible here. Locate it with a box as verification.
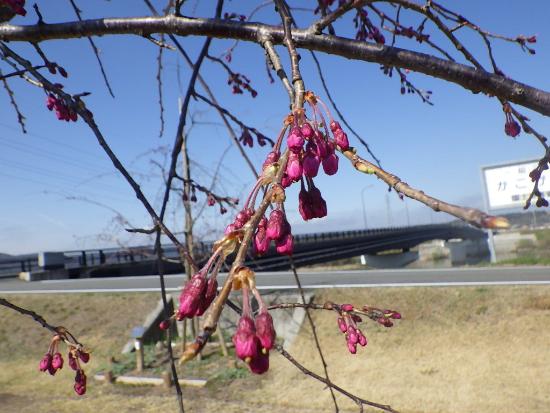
[483,160,550,210]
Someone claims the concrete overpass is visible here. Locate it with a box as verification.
[0,223,487,279]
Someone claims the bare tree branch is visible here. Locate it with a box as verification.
[1,17,548,115]
[341,147,509,229]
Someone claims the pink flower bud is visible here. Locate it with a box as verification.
[275,233,294,255]
[224,223,236,235]
[281,173,292,188]
[177,272,207,319]
[377,317,394,328]
[79,351,90,364]
[330,121,341,132]
[287,127,304,152]
[254,228,270,256]
[39,353,52,372]
[258,216,268,228]
[159,320,170,330]
[195,277,218,316]
[348,333,358,345]
[322,153,339,175]
[309,186,327,219]
[74,369,87,395]
[334,129,349,151]
[266,209,289,241]
[505,119,520,137]
[347,342,357,354]
[249,351,270,374]
[341,304,353,312]
[52,352,64,370]
[298,186,315,221]
[358,332,367,347]
[207,194,216,206]
[233,316,259,361]
[337,317,347,333]
[301,122,314,139]
[262,151,280,170]
[286,151,303,181]
[74,383,86,395]
[255,310,276,352]
[46,95,56,111]
[351,314,362,323]
[303,148,320,178]
[314,132,328,159]
[68,352,78,371]
[390,312,402,320]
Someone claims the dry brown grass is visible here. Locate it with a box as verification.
[1,286,550,413]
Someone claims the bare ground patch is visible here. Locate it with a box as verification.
[1,286,550,412]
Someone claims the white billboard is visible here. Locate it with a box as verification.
[482,160,550,210]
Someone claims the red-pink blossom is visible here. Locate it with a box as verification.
[286,151,303,181]
[255,310,276,352]
[287,127,304,152]
[249,351,270,374]
[233,316,259,361]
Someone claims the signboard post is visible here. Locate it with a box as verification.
[481,159,550,263]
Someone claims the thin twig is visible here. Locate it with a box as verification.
[0,68,26,133]
[68,0,115,97]
[309,51,381,167]
[143,0,260,180]
[156,35,166,137]
[289,258,339,412]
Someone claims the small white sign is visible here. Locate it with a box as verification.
[483,160,550,210]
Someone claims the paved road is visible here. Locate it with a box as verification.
[1,266,550,294]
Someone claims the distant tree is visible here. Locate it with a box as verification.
[1,1,548,412]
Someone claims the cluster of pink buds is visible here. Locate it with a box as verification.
[225,207,255,234]
[239,128,270,148]
[516,35,537,55]
[1,0,26,16]
[175,266,219,320]
[46,87,78,122]
[232,272,276,374]
[503,104,520,137]
[39,334,90,395]
[354,8,385,44]
[335,303,401,354]
[228,72,257,97]
[159,246,225,330]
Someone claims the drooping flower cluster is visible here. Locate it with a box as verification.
[39,334,90,395]
[232,268,276,374]
[170,92,355,366]
[1,0,26,16]
[46,86,78,122]
[175,251,223,320]
[335,303,401,354]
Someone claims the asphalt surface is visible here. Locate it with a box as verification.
[1,267,550,294]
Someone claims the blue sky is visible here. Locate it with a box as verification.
[1,1,549,255]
